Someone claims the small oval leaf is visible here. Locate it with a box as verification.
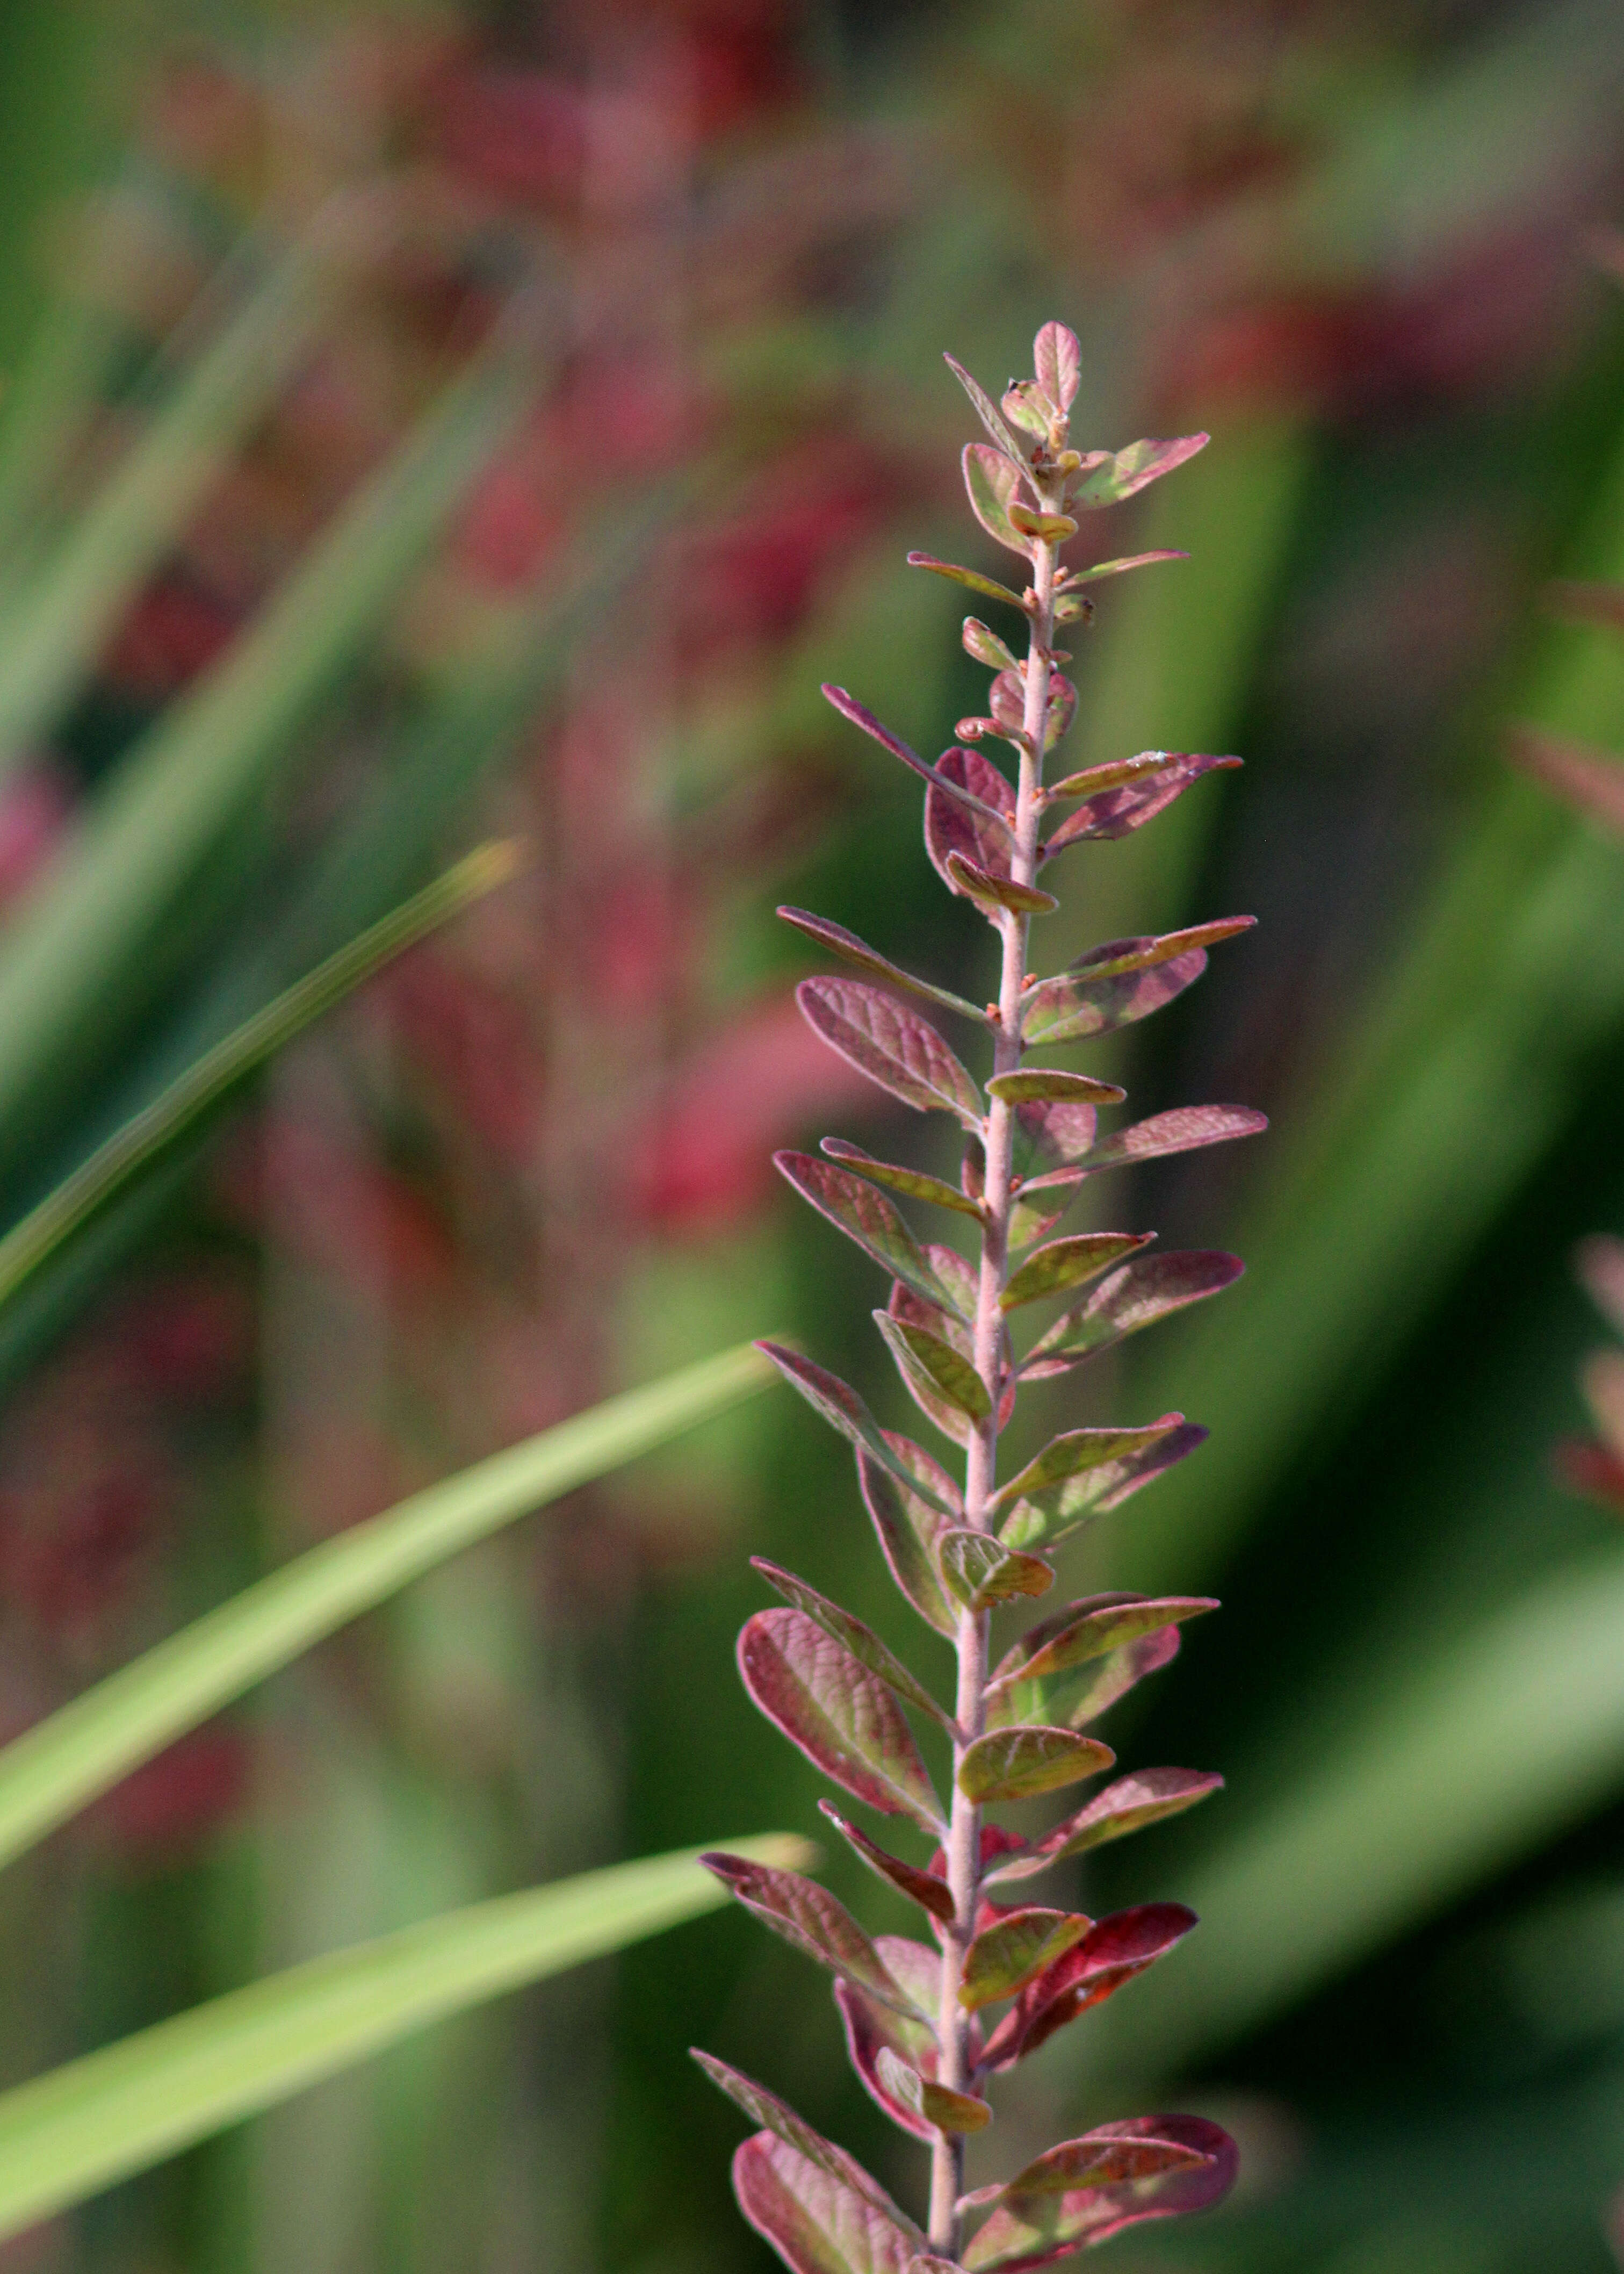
[1001,1232,1151,1311]
[956,1726,1113,1804]
[959,1910,1091,2010]
[926,747,1019,898]
[1033,322,1081,412]
[699,1855,927,2020]
[986,1069,1125,1107]
[738,1610,945,1836]
[1071,434,1208,509]
[777,1153,965,1315]
[875,2047,992,2132]
[938,1531,1053,1615]
[876,1313,992,1439]
[798,980,984,1130]
[963,443,1032,556]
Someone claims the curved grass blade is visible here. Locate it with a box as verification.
[0,843,522,1313]
[0,1343,773,1873]
[0,1834,806,2243]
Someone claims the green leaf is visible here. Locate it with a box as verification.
[997,1424,1208,1555]
[750,1560,954,1733]
[957,1728,1114,1805]
[906,552,1029,615]
[873,2048,990,2132]
[875,1312,991,1438]
[1000,1233,1151,1312]
[1071,435,1208,509]
[959,1911,1091,2010]
[943,354,1026,462]
[937,1531,1053,1615]
[820,1141,985,1224]
[0,842,522,1313]
[988,1419,1186,1522]
[962,444,1031,557]
[962,617,1020,674]
[984,1596,1216,1710]
[858,1440,961,1635]
[943,852,1058,917]
[0,1834,806,2242]
[0,1343,773,1872]
[986,1069,1125,1107]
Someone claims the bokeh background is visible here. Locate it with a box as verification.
[7,0,1624,2266]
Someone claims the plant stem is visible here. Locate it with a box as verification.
[927,511,1060,2256]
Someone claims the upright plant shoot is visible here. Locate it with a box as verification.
[696,322,1262,2269]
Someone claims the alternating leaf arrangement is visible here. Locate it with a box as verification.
[695,323,1263,2265]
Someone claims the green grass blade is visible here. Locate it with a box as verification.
[0,317,537,1139]
[0,838,522,1309]
[0,1832,811,2241]
[1081,1544,1624,2079]
[0,1342,775,1872]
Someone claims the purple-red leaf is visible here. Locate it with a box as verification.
[1000,1232,1151,1312]
[963,443,1032,556]
[959,2116,1233,2271]
[957,1725,1114,1805]
[988,1768,1225,1882]
[986,1069,1125,1108]
[819,1802,957,1925]
[959,1910,1091,2009]
[758,1344,958,1517]
[798,980,983,1130]
[821,1140,985,1223]
[1041,752,1239,855]
[995,1421,1207,1553]
[926,746,1019,896]
[733,2132,925,2274]
[945,852,1058,918]
[701,1853,929,2019]
[985,1596,1216,1710]
[823,685,1017,839]
[835,1946,953,2143]
[945,354,1026,462]
[1071,1103,1267,1177]
[695,2051,910,2220]
[875,2047,991,2132]
[1033,322,1081,412]
[1009,1100,1098,1182]
[938,1529,1053,1614]
[981,1904,1199,2069]
[1021,919,1253,1046]
[984,1602,1184,1732]
[988,1418,1184,1523]
[907,552,1029,616]
[859,1436,961,1635]
[738,1609,945,1834]
[777,1153,966,1315]
[1071,434,1207,509]
[778,908,988,1025]
[753,1561,954,1732]
[1002,380,1052,439]
[963,616,1020,673]
[1022,1251,1244,1377]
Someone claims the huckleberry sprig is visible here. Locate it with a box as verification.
[694,322,1264,2272]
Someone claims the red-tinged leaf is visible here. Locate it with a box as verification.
[907,552,1029,615]
[1043,675,1076,754]
[1071,1103,1267,1178]
[960,2115,1236,2270]
[1002,381,1052,438]
[798,980,983,1132]
[819,1802,956,1924]
[1067,550,1187,585]
[777,1153,965,1314]
[1023,949,1207,1046]
[1044,755,1172,803]
[926,747,1019,895]
[963,443,1032,556]
[981,1904,1199,2069]
[985,1597,1215,1710]
[957,1726,1113,1805]
[945,354,1027,462]
[959,1910,1091,2009]
[753,1562,955,1732]
[988,1419,1183,1523]
[759,1344,959,1517]
[1041,753,1238,855]
[963,616,1020,673]
[938,1531,1054,1615]
[989,1769,1224,1883]
[1074,919,1255,983]
[876,1313,991,1445]
[738,1609,945,1835]
[695,2052,910,2220]
[882,1285,1015,1445]
[835,1966,947,2143]
[701,1854,928,2019]
[821,1139,985,1222]
[986,1624,1182,1734]
[875,2047,992,2132]
[1008,502,1078,543]
[911,2261,962,2274]
[733,2132,925,2274]
[964,2128,1205,2210]
[1508,723,1624,836]
[1022,1251,1244,1377]
[778,908,989,1025]
[859,1439,960,1635]
[995,1421,1207,1553]
[1009,1100,1097,1182]
[944,852,1058,919]
[1007,1188,1078,1260]
[1034,322,1081,411]
[1577,1232,1624,1335]
[1001,1232,1151,1312]
[822,686,1018,840]
[922,1242,980,1320]
[1071,434,1208,509]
